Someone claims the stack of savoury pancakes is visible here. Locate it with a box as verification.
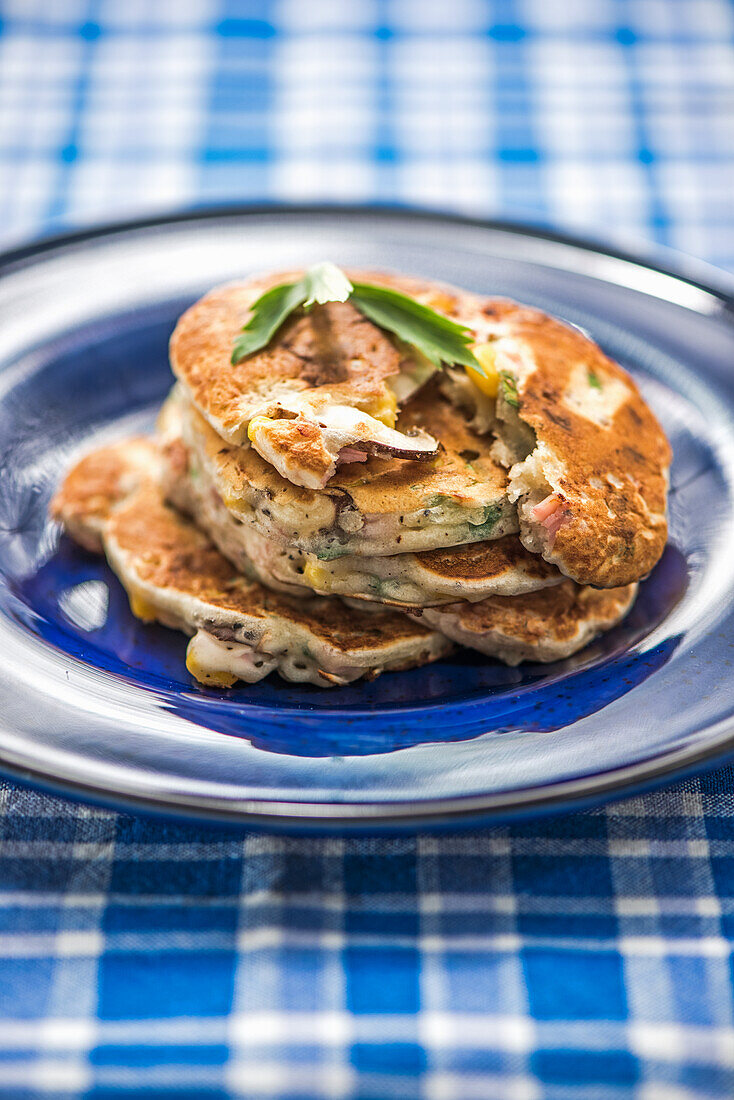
[51,268,671,688]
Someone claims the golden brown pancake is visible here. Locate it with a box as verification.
[170,274,400,442]
[160,380,518,558]
[170,268,669,585]
[49,437,159,552]
[162,429,563,606]
[350,273,669,587]
[417,580,637,665]
[313,272,670,588]
[51,440,452,687]
[478,300,670,588]
[170,273,439,488]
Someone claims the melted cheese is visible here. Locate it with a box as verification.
[185,630,278,685]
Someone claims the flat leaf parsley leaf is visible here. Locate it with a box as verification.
[231,263,352,364]
[231,263,484,375]
[349,282,480,371]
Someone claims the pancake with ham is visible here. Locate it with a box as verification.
[50,440,452,688]
[159,380,518,560]
[161,422,563,607]
[170,271,440,489]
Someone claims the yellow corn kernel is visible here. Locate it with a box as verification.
[247,415,273,442]
[303,560,328,589]
[129,591,158,622]
[465,343,499,397]
[367,387,398,428]
[186,649,237,688]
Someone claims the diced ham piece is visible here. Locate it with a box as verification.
[532,495,561,522]
[531,494,571,545]
[337,446,369,465]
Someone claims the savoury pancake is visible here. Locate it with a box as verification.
[172,268,670,585]
[51,440,453,688]
[159,380,518,559]
[163,427,563,607]
[373,276,669,588]
[475,301,669,588]
[327,273,669,588]
[416,580,637,665]
[170,271,440,488]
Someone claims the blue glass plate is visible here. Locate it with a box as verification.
[0,206,733,829]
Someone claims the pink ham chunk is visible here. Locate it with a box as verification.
[531,494,571,544]
[337,446,369,465]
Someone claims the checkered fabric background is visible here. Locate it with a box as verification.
[1,1,734,1097]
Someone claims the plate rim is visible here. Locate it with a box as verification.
[2,201,734,828]
[4,723,734,829]
[3,201,734,308]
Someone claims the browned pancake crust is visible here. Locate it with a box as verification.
[49,438,151,551]
[416,535,560,583]
[443,579,636,644]
[102,474,440,655]
[485,300,670,586]
[170,275,403,441]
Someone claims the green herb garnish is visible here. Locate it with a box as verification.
[348,282,480,370]
[499,370,519,408]
[231,262,484,375]
[588,370,602,390]
[231,263,352,363]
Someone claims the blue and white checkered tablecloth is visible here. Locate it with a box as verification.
[1,2,734,1097]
